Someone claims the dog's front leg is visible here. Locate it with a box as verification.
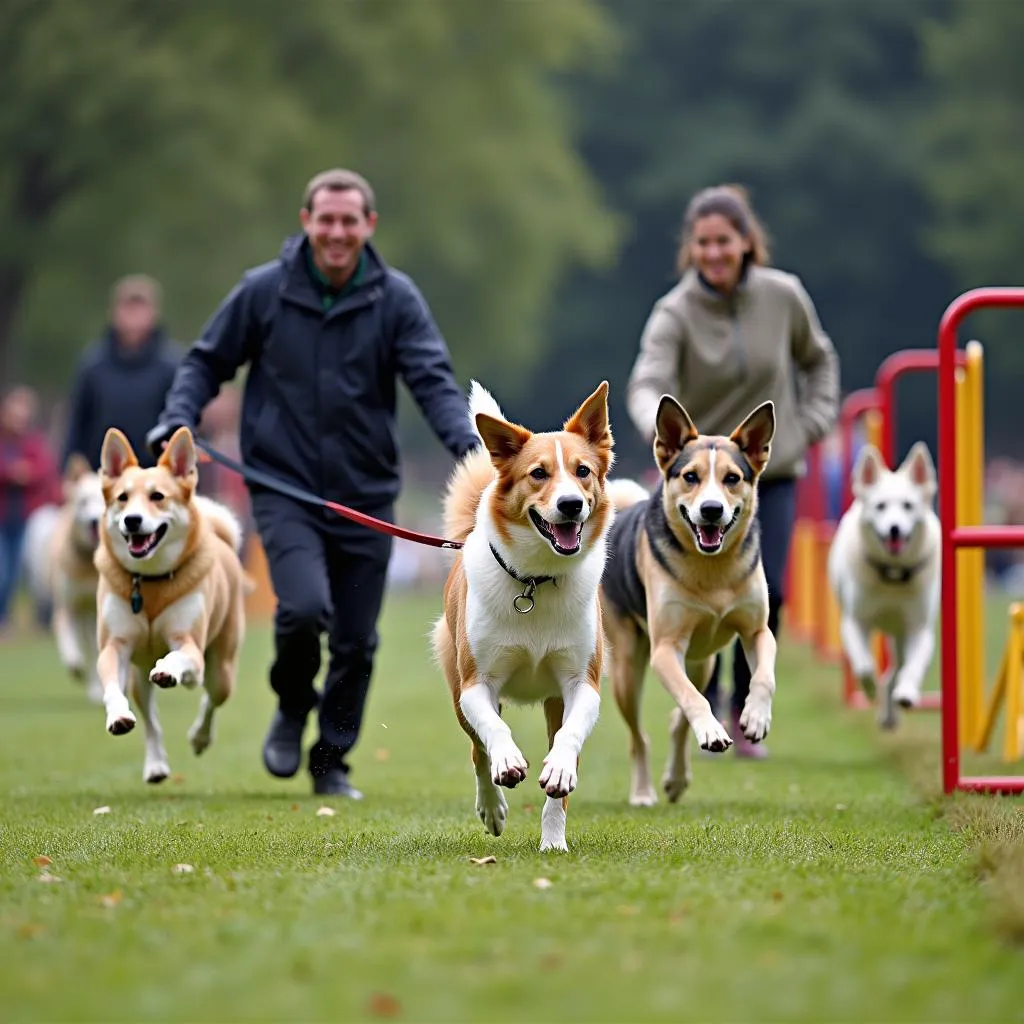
[150,635,205,691]
[891,626,934,711]
[840,613,878,699]
[459,681,528,788]
[97,638,136,736]
[738,627,777,742]
[539,679,600,801]
[650,639,732,752]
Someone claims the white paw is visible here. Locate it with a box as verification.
[691,712,732,753]
[629,788,657,808]
[489,740,528,788]
[475,781,508,836]
[538,748,577,799]
[539,834,569,853]
[106,704,136,736]
[739,696,772,742]
[144,757,170,784]
[892,676,921,710]
[188,720,213,755]
[149,651,198,690]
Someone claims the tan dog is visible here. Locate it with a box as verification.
[432,381,614,852]
[600,396,776,805]
[47,455,105,701]
[95,426,247,783]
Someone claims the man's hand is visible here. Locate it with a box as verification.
[145,421,189,460]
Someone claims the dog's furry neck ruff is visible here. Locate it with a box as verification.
[866,556,927,585]
[488,542,556,614]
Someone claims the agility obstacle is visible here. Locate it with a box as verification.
[938,287,1024,795]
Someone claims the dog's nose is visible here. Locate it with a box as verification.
[123,514,143,533]
[700,501,724,522]
[889,524,901,541]
[557,496,584,519]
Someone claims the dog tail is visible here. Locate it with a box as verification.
[440,380,504,543]
[607,478,650,512]
[195,495,245,554]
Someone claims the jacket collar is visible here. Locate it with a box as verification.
[278,234,386,317]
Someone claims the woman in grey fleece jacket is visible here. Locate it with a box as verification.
[626,184,840,758]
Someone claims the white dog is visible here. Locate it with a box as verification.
[828,442,940,729]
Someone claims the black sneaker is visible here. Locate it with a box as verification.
[311,766,363,800]
[262,710,306,778]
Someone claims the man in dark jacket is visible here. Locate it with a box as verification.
[62,275,181,471]
[146,168,480,799]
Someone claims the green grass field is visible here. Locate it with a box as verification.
[1,591,1023,1023]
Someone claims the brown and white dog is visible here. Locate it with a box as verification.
[95,426,247,783]
[600,396,777,806]
[432,381,614,852]
[47,454,106,701]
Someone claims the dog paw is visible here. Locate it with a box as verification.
[188,721,213,756]
[691,713,732,753]
[662,774,691,803]
[149,652,198,690]
[857,673,877,700]
[739,699,772,743]
[877,709,899,731]
[66,659,86,681]
[106,708,136,736]
[539,834,569,853]
[538,749,577,798]
[489,742,528,788]
[629,788,658,807]
[892,678,920,710]
[476,783,508,836]
[144,758,170,784]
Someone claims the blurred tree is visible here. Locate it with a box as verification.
[536,0,954,470]
[918,0,1024,450]
[1,0,619,403]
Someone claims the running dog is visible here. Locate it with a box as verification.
[95,426,247,783]
[828,442,940,729]
[432,381,614,852]
[600,396,776,805]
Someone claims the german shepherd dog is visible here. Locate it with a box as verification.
[600,396,776,806]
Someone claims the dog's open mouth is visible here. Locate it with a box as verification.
[681,508,736,554]
[529,508,583,555]
[123,523,168,559]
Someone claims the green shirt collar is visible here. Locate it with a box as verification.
[305,245,367,310]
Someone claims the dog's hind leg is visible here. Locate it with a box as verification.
[129,668,170,783]
[188,650,234,755]
[608,623,655,806]
[663,655,714,802]
[540,697,570,852]
[891,628,932,712]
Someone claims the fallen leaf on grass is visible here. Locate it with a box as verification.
[469,856,497,865]
[93,806,111,815]
[172,864,194,875]
[16,922,44,940]
[367,992,401,1018]
[771,890,784,903]
[32,855,52,868]
[291,803,300,812]
[374,748,390,762]
[172,774,186,784]
[98,891,123,909]
[316,806,336,817]
[532,877,553,890]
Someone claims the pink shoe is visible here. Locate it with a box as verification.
[730,711,768,759]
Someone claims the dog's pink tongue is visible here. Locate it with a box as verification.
[699,525,723,548]
[552,522,582,550]
[128,535,150,556]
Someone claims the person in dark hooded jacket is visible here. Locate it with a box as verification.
[147,168,480,799]
[62,275,182,471]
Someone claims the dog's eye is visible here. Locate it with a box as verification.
[683,470,700,484]
[576,465,591,479]
[117,492,128,503]
[530,467,548,481]
[903,500,913,511]
[150,491,165,502]
[723,472,741,486]
[875,501,886,512]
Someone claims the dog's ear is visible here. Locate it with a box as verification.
[899,441,936,500]
[730,401,775,476]
[564,380,614,473]
[654,395,698,475]
[159,426,198,481]
[475,413,532,465]
[100,429,138,480]
[852,444,886,499]
[64,453,92,484]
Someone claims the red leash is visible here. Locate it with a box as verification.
[195,439,464,550]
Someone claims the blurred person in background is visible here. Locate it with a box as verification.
[146,168,480,799]
[62,274,181,471]
[625,184,840,758]
[0,386,60,636]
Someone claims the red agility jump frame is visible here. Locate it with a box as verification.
[940,287,1024,795]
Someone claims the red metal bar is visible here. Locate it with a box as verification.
[956,777,1024,795]
[876,349,966,470]
[839,388,880,513]
[939,287,1024,795]
[952,525,1024,549]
